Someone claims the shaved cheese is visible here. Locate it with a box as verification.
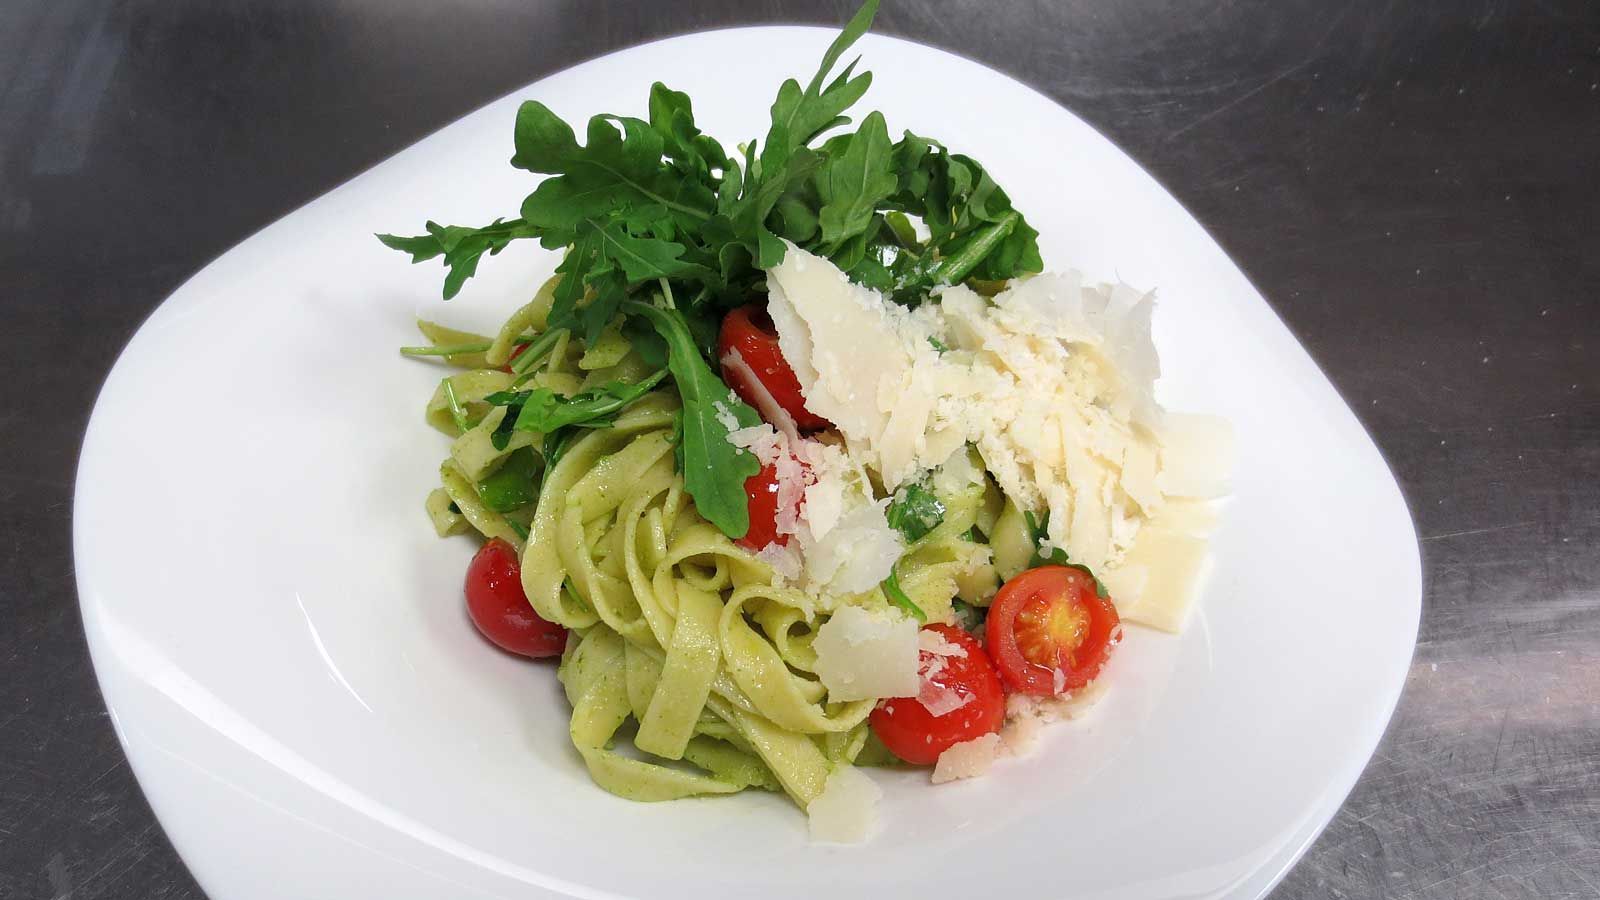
[764,243,1234,634]
[813,606,919,701]
[1157,414,1235,499]
[1149,498,1223,537]
[800,497,903,596]
[807,766,882,843]
[1103,526,1213,633]
[931,733,1003,784]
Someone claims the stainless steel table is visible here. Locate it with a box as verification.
[2,1,1595,897]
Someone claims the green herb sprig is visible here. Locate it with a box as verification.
[383,0,1041,540]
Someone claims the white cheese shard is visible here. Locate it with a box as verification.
[800,497,903,596]
[813,605,920,701]
[807,766,883,844]
[931,733,1003,784]
[1101,526,1213,633]
[1157,414,1235,499]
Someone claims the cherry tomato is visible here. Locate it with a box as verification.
[464,538,566,658]
[717,304,832,431]
[986,565,1120,695]
[738,462,787,551]
[869,624,1006,765]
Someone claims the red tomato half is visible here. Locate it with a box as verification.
[869,624,1006,765]
[738,462,787,551]
[464,538,566,658]
[717,304,832,431]
[986,566,1120,695]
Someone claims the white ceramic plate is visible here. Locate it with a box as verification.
[75,26,1420,900]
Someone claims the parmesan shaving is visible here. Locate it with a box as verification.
[807,766,882,843]
[813,606,919,701]
[765,243,1234,584]
[931,733,1003,784]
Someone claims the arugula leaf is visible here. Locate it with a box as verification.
[886,480,945,543]
[540,428,579,491]
[623,300,761,538]
[514,106,713,242]
[815,111,897,252]
[488,404,518,451]
[477,446,542,512]
[486,368,667,434]
[378,218,540,300]
[648,83,730,182]
[765,0,878,163]
[880,566,926,622]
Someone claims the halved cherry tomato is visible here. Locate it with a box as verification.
[986,565,1120,695]
[464,538,566,658]
[868,624,1006,765]
[717,304,831,431]
[738,462,787,551]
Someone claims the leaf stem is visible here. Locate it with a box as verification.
[441,379,470,433]
[932,210,1018,286]
[510,327,569,377]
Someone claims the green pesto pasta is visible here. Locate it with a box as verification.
[408,306,1001,814]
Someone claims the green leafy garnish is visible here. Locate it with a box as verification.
[1023,510,1110,598]
[880,566,926,622]
[886,480,946,543]
[385,0,1044,541]
[540,428,579,490]
[476,447,542,512]
[487,369,667,433]
[623,301,762,538]
[379,0,1037,315]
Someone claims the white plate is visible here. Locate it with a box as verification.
[75,26,1420,900]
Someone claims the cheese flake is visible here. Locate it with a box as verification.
[813,606,919,701]
[931,733,1003,784]
[807,766,883,844]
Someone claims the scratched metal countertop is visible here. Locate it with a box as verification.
[1,1,1596,897]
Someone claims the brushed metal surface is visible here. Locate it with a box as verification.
[1,1,1595,897]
